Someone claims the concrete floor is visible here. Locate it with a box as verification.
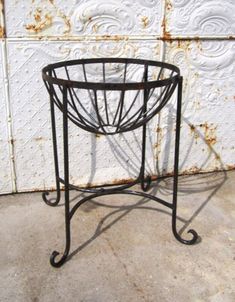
[0,171,234,302]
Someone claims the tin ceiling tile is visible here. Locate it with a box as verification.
[159,40,235,175]
[165,0,235,37]
[5,0,162,38]
[0,42,13,194]
[7,40,161,191]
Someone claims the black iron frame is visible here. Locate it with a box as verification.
[42,58,198,268]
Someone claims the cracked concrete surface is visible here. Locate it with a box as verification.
[0,171,234,302]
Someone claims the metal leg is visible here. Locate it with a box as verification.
[42,80,61,207]
[50,87,71,267]
[172,77,198,244]
[140,122,152,192]
[140,64,151,192]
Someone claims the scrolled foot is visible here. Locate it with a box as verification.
[42,191,61,207]
[50,250,68,268]
[141,175,152,192]
[173,228,199,245]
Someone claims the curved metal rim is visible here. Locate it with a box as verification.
[42,57,180,90]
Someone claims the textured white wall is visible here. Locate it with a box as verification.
[0,0,234,194]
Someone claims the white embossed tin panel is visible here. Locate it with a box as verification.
[165,0,235,36]
[1,0,235,194]
[7,40,160,192]
[0,42,13,193]
[157,40,235,175]
[5,0,162,38]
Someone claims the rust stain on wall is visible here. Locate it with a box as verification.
[26,0,71,34]
[195,39,203,51]
[161,0,172,41]
[92,23,99,34]
[95,133,104,138]
[175,40,191,53]
[141,16,149,28]
[34,136,44,141]
[33,7,42,22]
[189,123,217,146]
[189,124,199,141]
[95,35,127,41]
[111,178,136,186]
[56,9,71,34]
[0,26,4,38]
[85,16,100,34]
[165,0,173,12]
[9,138,16,145]
[49,0,71,34]
[161,16,171,41]
[155,126,163,159]
[200,122,217,146]
[183,165,200,174]
[25,9,53,33]
[0,0,5,38]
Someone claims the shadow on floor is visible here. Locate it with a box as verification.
[58,170,228,262]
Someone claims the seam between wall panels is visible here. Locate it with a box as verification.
[1,40,17,193]
[159,0,166,62]
[152,0,166,176]
[1,0,17,192]
[6,36,234,42]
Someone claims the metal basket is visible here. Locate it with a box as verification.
[42,58,180,134]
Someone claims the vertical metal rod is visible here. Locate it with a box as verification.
[172,77,198,244]
[102,63,110,125]
[172,77,182,220]
[63,85,71,253]
[42,71,61,206]
[116,90,125,131]
[140,65,151,191]
[50,86,71,267]
[93,89,106,132]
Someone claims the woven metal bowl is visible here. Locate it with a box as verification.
[42,58,180,134]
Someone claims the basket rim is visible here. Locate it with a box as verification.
[42,57,181,91]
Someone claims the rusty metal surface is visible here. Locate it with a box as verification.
[0,0,5,38]
[0,0,235,193]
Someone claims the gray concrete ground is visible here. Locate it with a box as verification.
[0,171,234,302]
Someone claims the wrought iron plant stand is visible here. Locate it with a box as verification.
[42,58,198,267]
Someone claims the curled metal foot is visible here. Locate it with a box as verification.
[50,250,69,268]
[42,191,61,207]
[141,175,152,192]
[173,228,199,245]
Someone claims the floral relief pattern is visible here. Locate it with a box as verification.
[5,0,161,37]
[166,0,235,36]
